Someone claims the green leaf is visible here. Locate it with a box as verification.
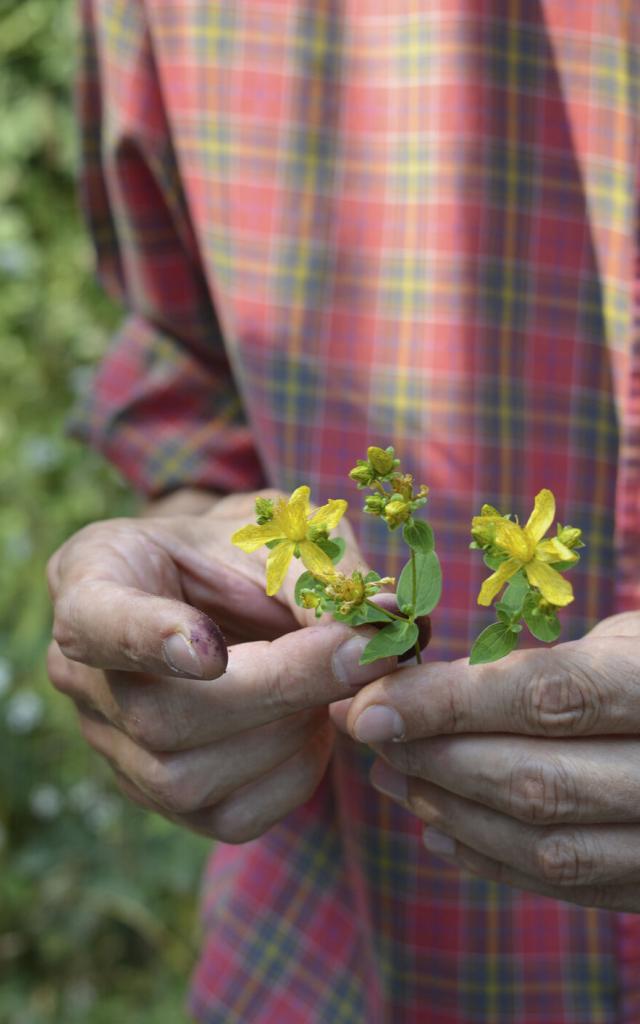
[294,571,323,607]
[402,519,434,554]
[314,536,346,564]
[469,622,519,665]
[483,550,508,571]
[397,550,442,616]
[359,620,419,665]
[349,603,394,626]
[500,572,529,614]
[523,596,561,643]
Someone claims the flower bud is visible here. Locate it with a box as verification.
[557,525,582,549]
[364,494,387,516]
[383,498,412,529]
[254,497,275,524]
[367,446,396,476]
[300,591,322,610]
[348,463,374,486]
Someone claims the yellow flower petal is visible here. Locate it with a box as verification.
[493,520,533,562]
[524,489,555,544]
[265,540,296,596]
[283,486,311,540]
[477,558,521,606]
[298,540,337,579]
[524,559,574,607]
[535,538,578,564]
[308,498,348,531]
[231,522,285,553]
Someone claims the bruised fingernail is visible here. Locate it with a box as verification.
[354,704,405,743]
[423,827,456,858]
[163,633,203,678]
[332,637,395,688]
[370,760,407,802]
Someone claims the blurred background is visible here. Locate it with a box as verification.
[0,2,210,1020]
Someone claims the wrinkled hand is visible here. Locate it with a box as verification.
[47,493,394,842]
[345,611,640,911]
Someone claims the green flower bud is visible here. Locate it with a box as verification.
[364,494,387,516]
[557,525,583,549]
[367,446,396,476]
[382,498,412,529]
[348,463,374,486]
[255,497,275,524]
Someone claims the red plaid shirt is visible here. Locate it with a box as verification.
[74,2,640,1021]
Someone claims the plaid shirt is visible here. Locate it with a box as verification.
[74,2,640,1021]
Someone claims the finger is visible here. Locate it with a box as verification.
[371,761,640,888]
[421,838,640,913]
[115,721,334,844]
[53,577,228,679]
[329,698,354,734]
[379,733,640,825]
[346,635,640,743]
[77,705,326,814]
[186,722,334,843]
[52,624,397,751]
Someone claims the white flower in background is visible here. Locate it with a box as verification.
[5,690,43,734]
[30,784,63,820]
[68,779,100,813]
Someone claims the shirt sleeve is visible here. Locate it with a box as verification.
[69,0,266,498]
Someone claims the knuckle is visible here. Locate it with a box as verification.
[522,653,601,735]
[121,702,175,752]
[533,830,593,886]
[51,601,78,661]
[262,651,304,715]
[507,756,576,824]
[387,741,421,779]
[441,682,469,734]
[141,755,201,814]
[46,642,73,694]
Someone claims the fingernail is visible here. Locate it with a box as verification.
[370,760,407,802]
[332,637,395,688]
[354,704,405,743]
[423,828,456,858]
[163,633,203,678]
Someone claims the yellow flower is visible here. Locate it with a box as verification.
[231,486,347,596]
[473,489,578,608]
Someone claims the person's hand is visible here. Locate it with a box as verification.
[47,492,394,841]
[343,611,640,911]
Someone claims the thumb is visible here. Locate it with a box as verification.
[53,578,228,680]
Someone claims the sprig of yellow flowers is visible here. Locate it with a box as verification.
[468,489,583,663]
[232,447,440,665]
[231,447,584,667]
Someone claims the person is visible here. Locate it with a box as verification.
[47,2,640,1021]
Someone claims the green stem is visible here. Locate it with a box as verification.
[410,548,417,610]
[364,599,405,622]
[410,549,422,664]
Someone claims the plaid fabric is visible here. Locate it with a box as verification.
[74,1,640,1021]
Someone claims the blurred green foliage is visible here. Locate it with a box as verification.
[0,2,209,1020]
